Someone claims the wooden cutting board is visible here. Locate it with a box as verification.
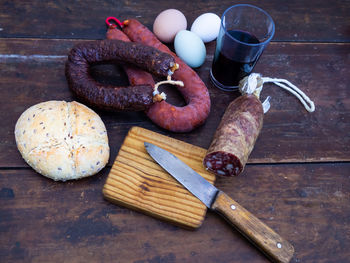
[103,126,216,229]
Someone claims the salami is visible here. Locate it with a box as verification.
[203,94,263,176]
[122,19,211,132]
[65,39,176,111]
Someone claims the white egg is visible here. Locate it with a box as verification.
[174,30,206,68]
[191,13,221,43]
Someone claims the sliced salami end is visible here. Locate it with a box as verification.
[204,151,243,176]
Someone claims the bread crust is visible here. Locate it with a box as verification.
[14,101,109,181]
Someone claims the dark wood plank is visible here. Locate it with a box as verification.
[0,1,348,263]
[0,39,349,167]
[0,0,349,42]
[1,163,349,262]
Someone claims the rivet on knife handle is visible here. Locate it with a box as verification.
[211,191,294,263]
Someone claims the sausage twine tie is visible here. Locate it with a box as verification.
[152,64,182,102]
[153,77,184,102]
[239,73,315,113]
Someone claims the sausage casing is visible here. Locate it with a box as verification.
[204,95,263,176]
[65,39,175,111]
[122,19,211,132]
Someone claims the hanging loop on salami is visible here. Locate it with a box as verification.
[262,76,315,112]
[239,73,315,113]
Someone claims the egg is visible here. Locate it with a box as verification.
[191,13,221,43]
[174,30,206,68]
[153,9,187,43]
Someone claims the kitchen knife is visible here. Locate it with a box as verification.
[144,142,294,263]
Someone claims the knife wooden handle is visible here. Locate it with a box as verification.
[212,191,294,263]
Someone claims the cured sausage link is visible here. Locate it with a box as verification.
[67,40,175,76]
[204,95,264,176]
[65,39,175,111]
[122,19,211,132]
[106,26,155,88]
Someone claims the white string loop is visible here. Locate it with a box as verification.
[261,77,315,112]
[239,73,315,113]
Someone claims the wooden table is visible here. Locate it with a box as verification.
[1,1,349,262]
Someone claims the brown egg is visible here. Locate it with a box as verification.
[153,9,187,43]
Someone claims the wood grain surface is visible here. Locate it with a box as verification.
[0,0,349,262]
[1,164,349,262]
[103,127,215,229]
[0,39,348,167]
[0,0,349,42]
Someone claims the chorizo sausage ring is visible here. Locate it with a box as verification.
[122,19,211,132]
[65,39,177,111]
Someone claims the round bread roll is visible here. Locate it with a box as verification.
[15,100,109,181]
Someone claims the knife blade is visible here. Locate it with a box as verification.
[144,142,294,263]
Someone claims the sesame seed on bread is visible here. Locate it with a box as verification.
[15,100,109,181]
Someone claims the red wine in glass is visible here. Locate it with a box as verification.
[211,30,261,87]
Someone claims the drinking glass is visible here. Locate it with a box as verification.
[210,4,275,91]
